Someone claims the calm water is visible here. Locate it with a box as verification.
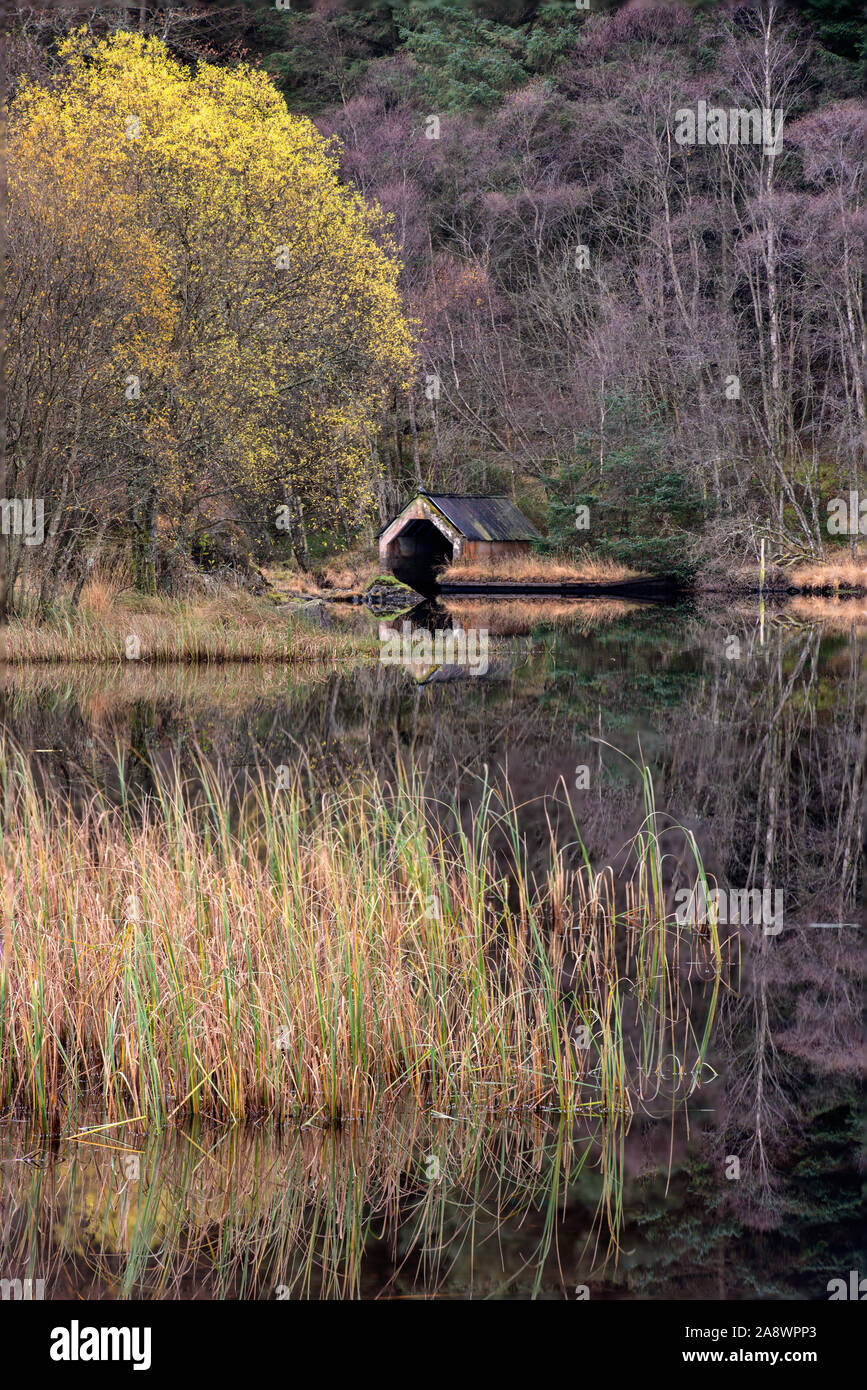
[0,596,864,1299]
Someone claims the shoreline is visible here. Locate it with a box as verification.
[1,581,864,666]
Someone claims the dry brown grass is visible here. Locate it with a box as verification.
[1,593,373,663]
[788,551,867,592]
[317,552,379,591]
[78,576,124,615]
[261,566,326,597]
[262,550,378,598]
[441,553,643,584]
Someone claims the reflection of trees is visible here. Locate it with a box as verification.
[658,611,864,1249]
[715,945,794,1222]
[662,611,865,921]
[1,603,862,1295]
[5,607,861,912]
[709,911,864,1233]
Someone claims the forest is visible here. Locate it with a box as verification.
[0,2,863,1328]
[3,0,865,612]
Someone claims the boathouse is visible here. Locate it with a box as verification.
[379,491,542,588]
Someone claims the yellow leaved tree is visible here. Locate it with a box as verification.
[6,29,414,604]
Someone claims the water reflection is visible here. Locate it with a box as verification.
[0,597,863,1299]
[1,1110,634,1300]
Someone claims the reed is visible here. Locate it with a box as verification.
[0,595,372,664]
[0,744,723,1127]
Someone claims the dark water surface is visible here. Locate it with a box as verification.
[0,596,863,1299]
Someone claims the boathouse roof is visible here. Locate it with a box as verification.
[382,492,543,543]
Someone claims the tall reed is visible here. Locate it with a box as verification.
[0,743,723,1127]
[1,596,371,663]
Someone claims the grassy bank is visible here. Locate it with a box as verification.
[442,549,867,594]
[441,555,644,584]
[1,590,374,664]
[0,749,723,1127]
[697,548,867,595]
[787,553,867,593]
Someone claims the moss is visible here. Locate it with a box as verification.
[364,573,412,591]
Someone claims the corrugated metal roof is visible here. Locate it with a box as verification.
[423,494,543,542]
